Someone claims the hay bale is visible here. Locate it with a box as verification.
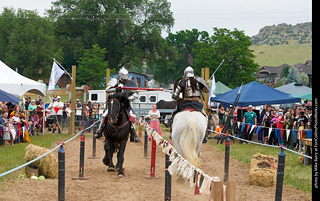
[248,153,278,187]
[25,144,58,179]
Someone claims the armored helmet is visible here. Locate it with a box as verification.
[118,67,129,82]
[184,66,194,78]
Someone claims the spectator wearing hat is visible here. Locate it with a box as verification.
[242,105,257,142]
[243,105,257,125]
[75,99,82,130]
[24,96,31,111]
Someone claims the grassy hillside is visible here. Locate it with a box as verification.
[250,43,312,66]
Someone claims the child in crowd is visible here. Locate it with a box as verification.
[8,118,16,143]
[215,122,228,137]
[3,121,12,145]
[12,112,23,143]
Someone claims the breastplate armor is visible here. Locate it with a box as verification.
[183,79,201,98]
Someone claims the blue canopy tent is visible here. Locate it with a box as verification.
[212,81,301,107]
[0,89,22,103]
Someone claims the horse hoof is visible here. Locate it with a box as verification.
[117,173,125,178]
[107,167,115,172]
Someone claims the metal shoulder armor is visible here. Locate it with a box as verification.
[105,78,118,92]
[195,76,209,93]
[172,79,184,100]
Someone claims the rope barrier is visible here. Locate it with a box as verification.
[207,129,312,159]
[144,121,221,195]
[0,118,102,178]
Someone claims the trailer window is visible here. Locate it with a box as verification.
[139,95,146,103]
[149,95,157,103]
[91,94,98,101]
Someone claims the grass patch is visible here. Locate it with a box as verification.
[251,43,312,66]
[0,133,72,182]
[209,140,312,193]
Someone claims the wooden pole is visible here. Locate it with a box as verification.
[70,65,76,134]
[204,67,210,115]
[201,68,205,102]
[201,68,205,79]
[212,181,223,201]
[106,68,110,102]
[226,181,236,201]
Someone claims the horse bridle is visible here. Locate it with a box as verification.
[109,99,121,118]
[108,98,129,132]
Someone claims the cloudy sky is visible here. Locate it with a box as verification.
[0,0,312,36]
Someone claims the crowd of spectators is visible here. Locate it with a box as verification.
[259,101,312,151]
[0,96,44,146]
[208,100,312,150]
[0,94,105,146]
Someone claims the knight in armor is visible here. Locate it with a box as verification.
[95,67,140,142]
[172,66,209,118]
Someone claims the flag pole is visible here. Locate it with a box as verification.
[53,58,73,80]
[208,59,225,82]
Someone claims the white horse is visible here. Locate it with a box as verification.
[171,111,207,166]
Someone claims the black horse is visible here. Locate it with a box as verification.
[102,93,130,178]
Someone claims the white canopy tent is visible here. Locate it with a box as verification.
[0,60,47,134]
[0,60,46,97]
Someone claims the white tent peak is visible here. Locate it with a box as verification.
[0,60,46,96]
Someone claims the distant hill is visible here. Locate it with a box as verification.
[250,43,312,66]
[250,22,312,66]
[250,22,312,46]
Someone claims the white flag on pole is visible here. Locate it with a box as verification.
[48,60,65,92]
[208,73,216,107]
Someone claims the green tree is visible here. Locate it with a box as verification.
[165,29,209,80]
[47,0,174,73]
[0,8,62,79]
[77,44,108,89]
[280,66,290,78]
[287,66,300,84]
[193,28,259,88]
[298,72,309,86]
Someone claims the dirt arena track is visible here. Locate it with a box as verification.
[0,132,312,201]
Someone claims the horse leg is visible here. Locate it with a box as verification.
[107,144,115,172]
[103,139,111,166]
[117,139,127,178]
[115,148,121,169]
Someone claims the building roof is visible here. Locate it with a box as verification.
[258,63,290,75]
[275,82,312,95]
[257,60,312,77]
[293,60,312,75]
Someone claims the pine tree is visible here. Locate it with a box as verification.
[287,67,300,84]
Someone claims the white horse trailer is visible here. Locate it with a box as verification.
[88,90,106,103]
[88,89,173,105]
[88,89,174,120]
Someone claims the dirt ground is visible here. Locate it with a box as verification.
[0,131,312,201]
